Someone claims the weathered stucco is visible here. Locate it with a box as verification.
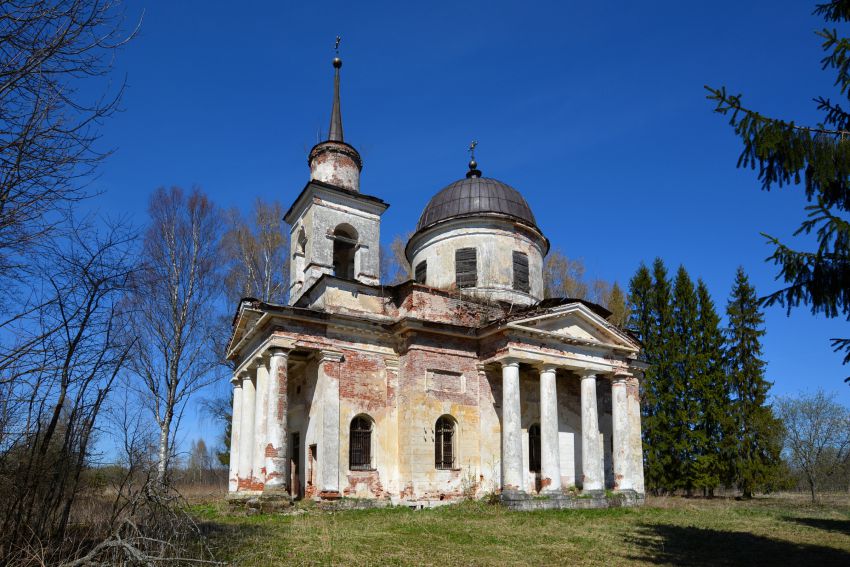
[407,217,546,306]
[226,279,642,504]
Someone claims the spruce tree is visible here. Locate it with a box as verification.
[650,259,677,493]
[725,267,782,497]
[707,0,850,380]
[671,266,700,494]
[627,263,659,491]
[693,279,731,495]
[607,281,630,328]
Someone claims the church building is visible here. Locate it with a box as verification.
[226,55,645,507]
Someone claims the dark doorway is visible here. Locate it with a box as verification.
[291,432,301,499]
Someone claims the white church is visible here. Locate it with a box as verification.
[225,54,645,508]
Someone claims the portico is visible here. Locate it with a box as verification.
[492,356,644,496]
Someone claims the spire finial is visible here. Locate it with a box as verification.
[466,140,481,178]
[328,36,344,141]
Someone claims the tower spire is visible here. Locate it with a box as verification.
[328,36,344,142]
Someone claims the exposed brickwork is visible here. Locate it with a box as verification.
[237,477,264,491]
[230,280,644,504]
[343,470,388,499]
[338,350,385,412]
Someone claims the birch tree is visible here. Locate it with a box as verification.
[130,186,224,485]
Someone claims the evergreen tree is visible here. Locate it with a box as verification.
[607,281,630,327]
[693,279,732,495]
[627,263,657,489]
[650,259,677,493]
[707,0,850,381]
[671,266,700,494]
[629,259,677,493]
[725,267,782,497]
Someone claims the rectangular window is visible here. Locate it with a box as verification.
[455,248,477,289]
[513,251,529,293]
[415,260,427,284]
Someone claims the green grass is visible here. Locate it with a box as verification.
[194,494,850,566]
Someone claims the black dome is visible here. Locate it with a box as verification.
[415,177,538,232]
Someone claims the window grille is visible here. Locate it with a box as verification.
[415,261,427,284]
[455,248,477,289]
[529,423,541,473]
[349,416,372,470]
[435,416,455,469]
[513,251,529,293]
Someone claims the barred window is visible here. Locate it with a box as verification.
[415,260,427,284]
[349,416,373,470]
[455,248,477,289]
[435,416,456,469]
[529,423,541,473]
[513,251,529,293]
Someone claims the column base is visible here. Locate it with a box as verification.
[262,485,291,499]
[500,489,529,503]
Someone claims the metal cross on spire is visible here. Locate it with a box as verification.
[466,140,482,178]
[335,35,341,54]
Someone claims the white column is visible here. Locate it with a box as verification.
[501,360,524,493]
[580,371,603,491]
[320,351,343,496]
[627,375,645,493]
[611,375,631,490]
[253,360,269,484]
[228,379,242,492]
[265,349,290,492]
[539,365,561,493]
[237,370,256,486]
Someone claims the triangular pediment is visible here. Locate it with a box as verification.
[506,303,638,352]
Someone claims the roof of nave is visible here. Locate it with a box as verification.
[225,275,636,361]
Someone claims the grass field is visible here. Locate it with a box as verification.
[192,493,850,566]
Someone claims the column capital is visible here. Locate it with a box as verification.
[500,358,520,369]
[537,363,558,374]
[576,368,598,380]
[269,347,290,359]
[239,369,251,381]
[231,376,243,387]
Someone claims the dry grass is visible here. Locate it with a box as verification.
[192,492,850,566]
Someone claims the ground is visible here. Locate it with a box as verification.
[191,493,850,566]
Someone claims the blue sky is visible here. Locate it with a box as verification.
[87,1,849,452]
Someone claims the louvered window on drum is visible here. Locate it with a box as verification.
[435,416,456,469]
[415,260,427,284]
[513,251,529,293]
[455,248,477,289]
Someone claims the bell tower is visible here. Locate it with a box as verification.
[284,50,388,304]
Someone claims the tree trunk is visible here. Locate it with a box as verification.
[157,412,172,485]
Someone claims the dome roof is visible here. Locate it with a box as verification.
[415,176,539,232]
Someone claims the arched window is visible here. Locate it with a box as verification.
[435,416,456,469]
[332,225,357,280]
[529,423,541,473]
[349,415,373,470]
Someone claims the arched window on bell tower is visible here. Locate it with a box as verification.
[332,224,358,280]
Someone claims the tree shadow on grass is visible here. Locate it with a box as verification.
[626,523,850,566]
[782,516,850,536]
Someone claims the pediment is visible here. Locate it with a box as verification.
[506,303,638,353]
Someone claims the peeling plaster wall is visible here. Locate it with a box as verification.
[408,218,545,306]
[231,283,642,502]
